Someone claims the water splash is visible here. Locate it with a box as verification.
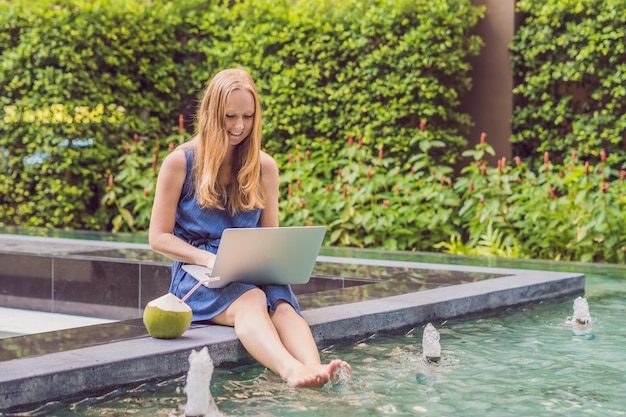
[422,323,441,363]
[332,363,353,385]
[570,296,593,338]
[183,347,222,417]
[572,296,592,325]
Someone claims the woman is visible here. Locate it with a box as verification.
[149,68,349,388]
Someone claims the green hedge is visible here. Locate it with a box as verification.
[1,0,624,264]
[0,0,483,231]
[511,0,626,168]
[218,0,483,167]
[0,0,200,229]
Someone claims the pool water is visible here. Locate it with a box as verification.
[24,270,626,417]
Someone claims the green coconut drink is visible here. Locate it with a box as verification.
[143,293,193,339]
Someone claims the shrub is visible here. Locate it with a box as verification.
[218,0,484,167]
[438,141,626,263]
[0,0,482,232]
[511,0,626,167]
[278,126,460,251]
[0,0,197,229]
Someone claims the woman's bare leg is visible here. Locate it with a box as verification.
[269,301,321,366]
[211,289,338,387]
[271,301,351,378]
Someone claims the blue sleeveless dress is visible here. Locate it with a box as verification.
[168,148,301,322]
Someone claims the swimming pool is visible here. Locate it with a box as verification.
[21,264,625,417]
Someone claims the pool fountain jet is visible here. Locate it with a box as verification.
[182,347,222,417]
[570,296,594,337]
[422,323,441,363]
[572,296,592,325]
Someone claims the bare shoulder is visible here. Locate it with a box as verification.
[260,151,279,176]
[159,148,187,176]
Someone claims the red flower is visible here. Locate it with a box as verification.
[480,132,486,144]
[143,187,150,196]
[133,133,139,145]
[585,161,590,176]
[108,174,114,189]
[124,141,130,155]
[378,148,384,159]
[343,184,348,199]
[358,135,363,148]
[481,163,487,176]
[382,200,389,207]
[367,168,372,180]
[601,183,609,193]
[600,149,607,163]
[420,119,427,132]
[296,180,301,190]
[152,154,157,171]
[179,114,184,135]
[469,180,474,193]
[515,156,522,167]
[544,151,549,165]
[305,150,311,160]
[549,186,556,199]
[621,169,626,180]
[300,198,307,207]
[288,154,293,164]
[288,183,293,197]
[348,135,354,146]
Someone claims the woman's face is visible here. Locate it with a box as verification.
[224,88,255,146]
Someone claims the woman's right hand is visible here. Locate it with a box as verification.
[206,253,217,270]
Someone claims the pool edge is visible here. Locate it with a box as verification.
[0,265,584,413]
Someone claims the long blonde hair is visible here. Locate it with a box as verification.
[189,68,264,213]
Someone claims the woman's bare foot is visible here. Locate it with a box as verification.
[288,370,329,388]
[328,359,351,381]
[287,359,352,388]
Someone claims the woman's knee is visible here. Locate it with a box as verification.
[213,288,268,326]
[234,288,268,314]
[270,300,298,320]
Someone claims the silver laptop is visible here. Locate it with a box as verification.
[181,226,326,288]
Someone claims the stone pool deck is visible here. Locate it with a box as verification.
[0,234,585,413]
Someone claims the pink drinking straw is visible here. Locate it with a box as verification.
[179,277,221,304]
